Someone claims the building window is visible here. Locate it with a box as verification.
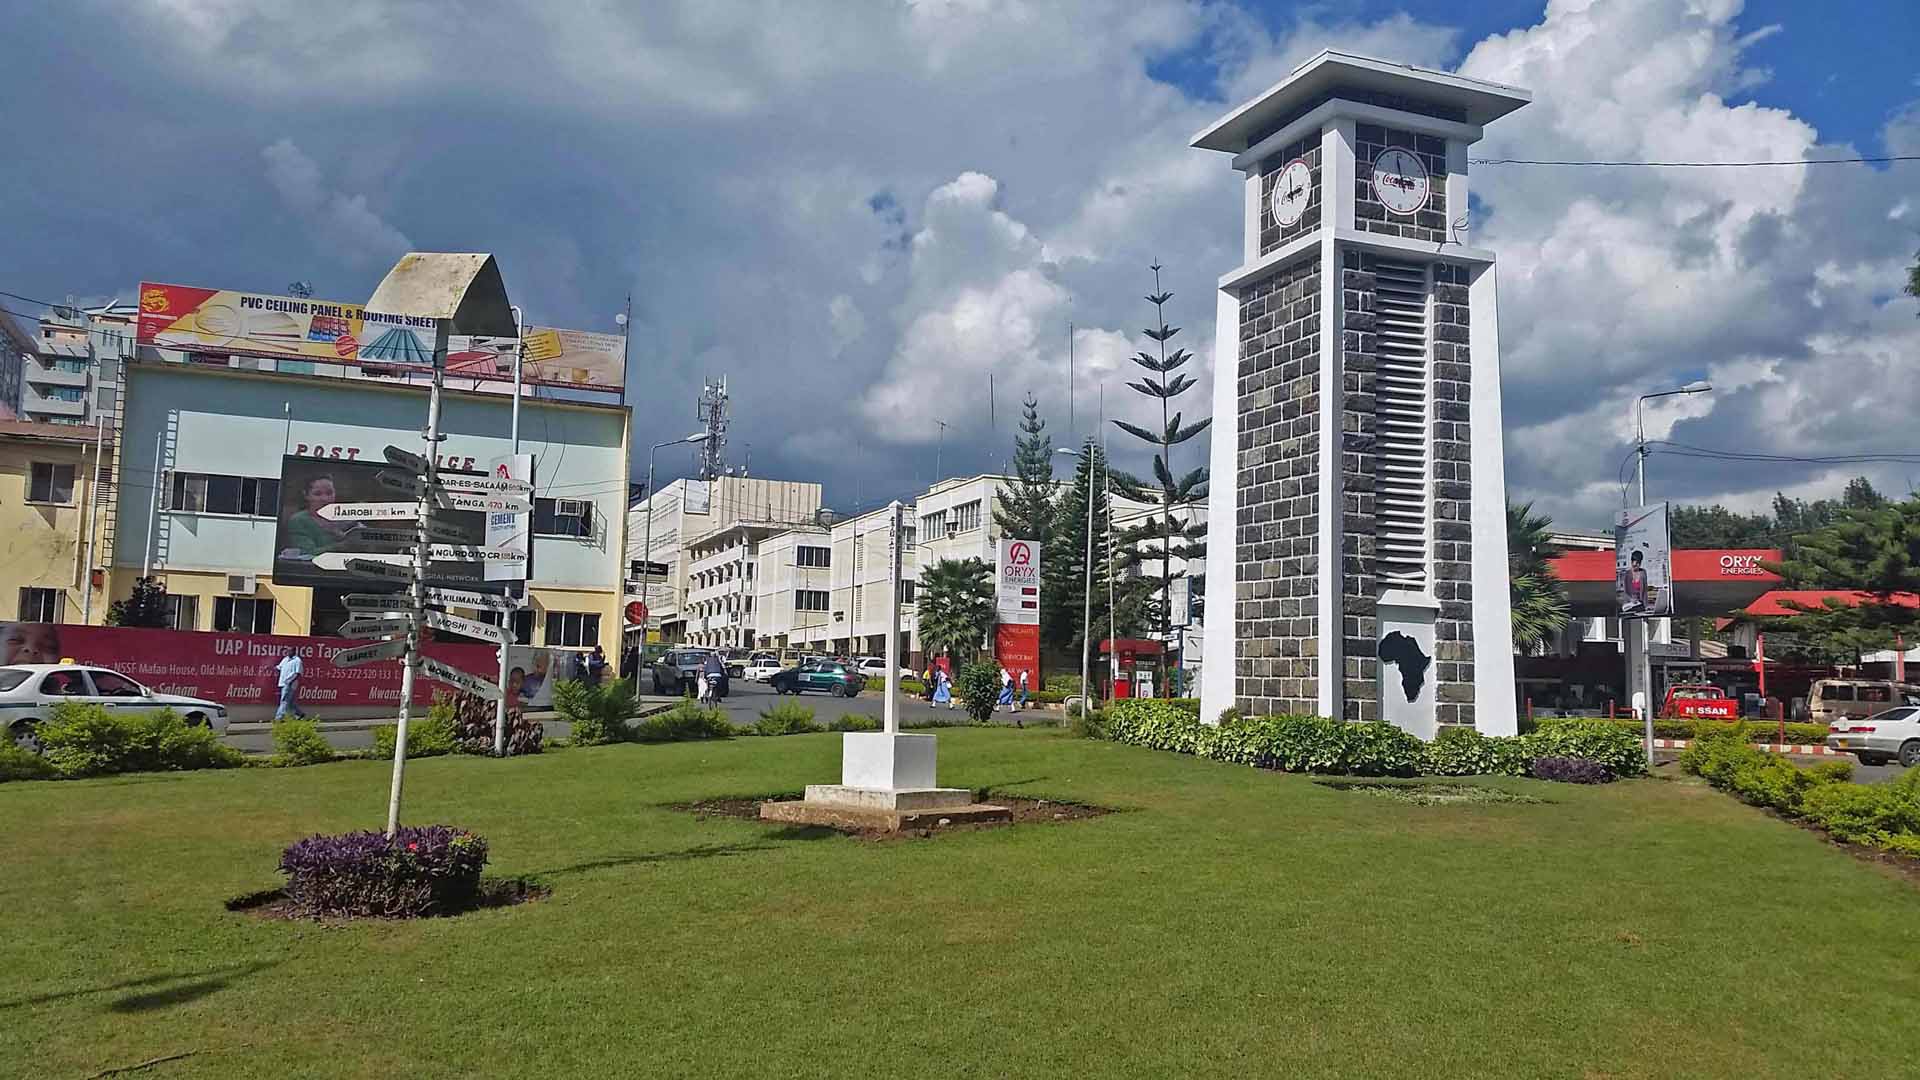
[534,498,593,538]
[28,462,76,504]
[796,545,831,568]
[900,581,917,603]
[545,610,601,647]
[919,510,946,539]
[479,608,535,645]
[18,587,60,623]
[795,589,830,612]
[164,594,198,631]
[46,386,86,403]
[168,473,279,517]
[954,500,981,533]
[213,596,275,634]
[53,358,89,375]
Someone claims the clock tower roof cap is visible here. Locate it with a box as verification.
[1191,49,1530,154]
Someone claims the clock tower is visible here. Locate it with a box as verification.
[1192,51,1531,738]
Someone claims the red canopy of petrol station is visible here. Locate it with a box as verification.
[1548,548,1783,617]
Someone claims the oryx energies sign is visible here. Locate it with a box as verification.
[996,539,1041,626]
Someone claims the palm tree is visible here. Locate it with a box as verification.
[917,557,996,663]
[1507,500,1571,653]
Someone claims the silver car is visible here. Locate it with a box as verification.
[0,664,230,750]
[1825,705,1920,767]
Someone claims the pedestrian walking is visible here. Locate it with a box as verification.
[1017,668,1029,711]
[275,650,307,721]
[932,665,953,709]
[998,665,1014,711]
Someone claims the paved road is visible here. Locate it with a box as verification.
[710,678,1049,728]
[224,719,578,755]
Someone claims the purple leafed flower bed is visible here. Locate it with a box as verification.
[279,825,488,919]
[1528,756,1616,784]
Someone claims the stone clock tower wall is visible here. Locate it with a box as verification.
[1194,51,1529,738]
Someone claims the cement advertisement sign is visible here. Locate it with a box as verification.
[1614,502,1674,618]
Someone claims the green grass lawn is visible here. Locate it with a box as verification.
[4,729,1918,1079]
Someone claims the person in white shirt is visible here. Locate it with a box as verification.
[275,651,307,721]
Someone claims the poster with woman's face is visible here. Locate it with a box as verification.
[1613,502,1673,617]
[272,455,489,588]
[0,622,61,666]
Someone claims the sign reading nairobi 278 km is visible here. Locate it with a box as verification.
[996,539,1042,626]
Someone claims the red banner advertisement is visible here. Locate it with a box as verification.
[994,624,1040,687]
[33,625,499,712]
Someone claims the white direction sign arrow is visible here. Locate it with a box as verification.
[423,587,522,612]
[383,445,430,473]
[443,491,531,513]
[343,592,413,612]
[333,555,414,580]
[425,544,526,564]
[330,639,409,667]
[340,616,416,640]
[420,657,503,701]
[375,471,445,500]
[423,609,512,644]
[420,518,480,544]
[437,474,534,497]
[350,528,421,547]
[316,501,419,522]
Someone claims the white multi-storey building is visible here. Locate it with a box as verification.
[625,475,820,643]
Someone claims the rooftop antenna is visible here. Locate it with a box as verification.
[288,281,314,299]
[695,375,730,480]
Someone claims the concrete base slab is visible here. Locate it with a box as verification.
[803,785,975,811]
[759,799,1011,834]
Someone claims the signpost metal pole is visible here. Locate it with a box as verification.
[884,501,903,735]
[386,330,444,837]
[495,307,525,756]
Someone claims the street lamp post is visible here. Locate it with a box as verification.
[642,432,711,655]
[1059,443,1100,713]
[1629,380,1712,763]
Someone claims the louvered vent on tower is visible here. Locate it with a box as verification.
[1372,258,1430,589]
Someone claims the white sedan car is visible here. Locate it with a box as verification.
[0,664,230,750]
[744,660,785,682]
[855,657,916,680]
[1826,705,1920,767]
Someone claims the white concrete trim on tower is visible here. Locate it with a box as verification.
[1244,173,1263,264]
[1218,233,1320,293]
[1231,100,1484,173]
[1314,122,1348,720]
[1469,265,1518,735]
[1200,286,1241,726]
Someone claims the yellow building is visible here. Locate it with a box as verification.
[0,419,114,631]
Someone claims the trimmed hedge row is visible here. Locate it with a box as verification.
[1679,726,1920,853]
[1542,716,1830,745]
[1102,700,1646,779]
[34,704,245,778]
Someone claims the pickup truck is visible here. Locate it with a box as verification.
[1662,683,1737,720]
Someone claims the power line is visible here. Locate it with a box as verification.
[1471,154,1918,167]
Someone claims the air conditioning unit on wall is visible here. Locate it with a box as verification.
[557,499,590,518]
[226,574,257,596]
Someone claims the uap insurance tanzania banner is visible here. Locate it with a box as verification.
[135,281,625,390]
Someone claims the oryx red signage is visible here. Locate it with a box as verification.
[996,538,1042,627]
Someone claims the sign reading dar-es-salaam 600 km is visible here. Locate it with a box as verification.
[135,281,624,391]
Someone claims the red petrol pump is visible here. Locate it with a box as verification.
[1100,638,1163,700]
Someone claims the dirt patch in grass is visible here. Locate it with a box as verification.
[671,794,1115,839]
[225,877,550,922]
[1314,780,1546,805]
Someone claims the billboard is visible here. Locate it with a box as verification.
[273,454,506,589]
[1613,502,1673,618]
[136,281,624,391]
[995,538,1041,626]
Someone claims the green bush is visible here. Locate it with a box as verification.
[632,700,733,743]
[1107,699,1202,753]
[956,663,1002,723]
[0,742,56,782]
[1186,713,1423,776]
[37,705,245,778]
[1676,723,1761,785]
[827,714,881,732]
[555,677,639,747]
[1517,719,1647,778]
[1800,772,1920,844]
[271,719,335,767]
[371,708,457,760]
[1541,716,1829,745]
[1046,673,1083,694]
[1068,707,1106,740]
[755,701,821,736]
[1420,726,1524,776]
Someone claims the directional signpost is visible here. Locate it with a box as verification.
[420,518,481,544]
[333,555,415,580]
[383,445,430,473]
[420,656,503,701]
[351,528,427,547]
[341,616,416,640]
[424,609,512,644]
[331,639,410,668]
[343,593,411,614]
[423,587,522,612]
[438,473,533,497]
[317,501,420,522]
[443,491,530,514]
[424,543,525,564]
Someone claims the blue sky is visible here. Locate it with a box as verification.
[2,1,1917,529]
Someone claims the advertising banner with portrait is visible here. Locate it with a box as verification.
[1613,502,1674,618]
[273,455,497,589]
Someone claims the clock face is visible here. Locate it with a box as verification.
[1269,159,1312,228]
[1371,148,1430,216]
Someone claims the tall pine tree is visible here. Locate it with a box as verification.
[1111,263,1210,695]
[993,392,1055,543]
[1042,437,1151,690]
[1767,496,1920,661]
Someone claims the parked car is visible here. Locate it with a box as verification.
[1808,678,1920,728]
[651,649,726,698]
[854,656,914,681]
[0,664,229,751]
[744,659,784,682]
[1826,705,1920,767]
[769,659,865,698]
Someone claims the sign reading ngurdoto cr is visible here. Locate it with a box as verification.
[275,455,527,589]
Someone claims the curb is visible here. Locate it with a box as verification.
[1651,738,1843,756]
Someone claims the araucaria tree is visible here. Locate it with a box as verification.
[1766,497,1920,662]
[1111,263,1210,695]
[917,557,996,663]
[106,576,172,628]
[994,391,1055,544]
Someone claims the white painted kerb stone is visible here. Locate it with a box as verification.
[840,732,938,791]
